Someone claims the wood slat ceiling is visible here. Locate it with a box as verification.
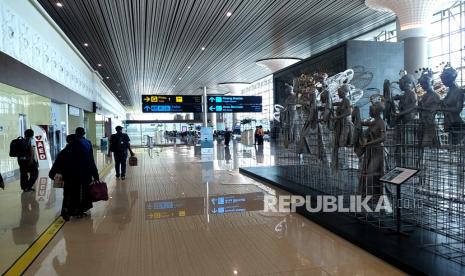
[37,0,394,111]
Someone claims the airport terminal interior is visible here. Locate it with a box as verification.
[0,0,465,275]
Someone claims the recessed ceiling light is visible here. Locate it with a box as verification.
[56,2,63,8]
[187,66,191,69]
[97,63,102,67]
[179,77,182,80]
[201,47,205,51]
[106,76,110,79]
[83,43,89,47]
[115,91,118,93]
[226,12,232,17]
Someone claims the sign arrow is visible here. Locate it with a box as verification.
[211,198,217,205]
[144,96,150,102]
[209,97,215,103]
[209,106,215,111]
[144,106,150,111]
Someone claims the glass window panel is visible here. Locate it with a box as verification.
[450,32,462,51]
[442,19,450,34]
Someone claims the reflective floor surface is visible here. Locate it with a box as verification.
[20,142,403,275]
[0,150,111,274]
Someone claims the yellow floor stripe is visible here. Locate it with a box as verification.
[2,162,113,276]
[3,217,65,276]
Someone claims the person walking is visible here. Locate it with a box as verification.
[254,126,259,145]
[18,129,38,192]
[75,127,93,154]
[49,134,99,221]
[110,126,135,180]
[224,128,231,147]
[257,126,264,145]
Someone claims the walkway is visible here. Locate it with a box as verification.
[23,143,403,275]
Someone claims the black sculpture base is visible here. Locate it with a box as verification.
[239,166,465,276]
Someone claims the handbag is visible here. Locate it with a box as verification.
[53,173,64,188]
[129,156,138,166]
[89,180,108,202]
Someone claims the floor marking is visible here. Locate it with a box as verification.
[2,217,65,276]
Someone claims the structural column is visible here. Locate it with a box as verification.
[216,113,225,131]
[203,86,208,127]
[366,0,444,76]
[208,113,217,129]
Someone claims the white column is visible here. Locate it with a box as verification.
[203,86,208,127]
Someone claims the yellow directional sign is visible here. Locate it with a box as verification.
[176,96,183,103]
[144,96,150,102]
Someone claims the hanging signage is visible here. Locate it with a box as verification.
[142,95,202,113]
[207,96,262,113]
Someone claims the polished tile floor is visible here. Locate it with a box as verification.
[19,142,403,275]
[0,150,111,274]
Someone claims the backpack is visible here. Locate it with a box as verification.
[9,137,29,158]
[109,134,123,152]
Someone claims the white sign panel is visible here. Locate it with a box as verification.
[32,125,52,169]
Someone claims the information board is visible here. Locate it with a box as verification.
[207,96,262,113]
[142,95,202,113]
[380,167,420,185]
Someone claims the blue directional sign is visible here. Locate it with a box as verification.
[207,96,262,113]
[142,95,202,113]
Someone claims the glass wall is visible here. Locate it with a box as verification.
[236,75,274,132]
[355,2,464,85]
[0,82,51,177]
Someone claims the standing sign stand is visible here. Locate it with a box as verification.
[31,125,53,205]
[200,127,214,162]
[380,167,420,235]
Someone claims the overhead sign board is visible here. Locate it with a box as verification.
[142,95,202,113]
[207,96,262,113]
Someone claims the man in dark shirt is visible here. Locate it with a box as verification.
[224,128,231,147]
[18,129,38,192]
[110,126,135,180]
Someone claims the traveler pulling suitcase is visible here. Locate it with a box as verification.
[129,156,138,166]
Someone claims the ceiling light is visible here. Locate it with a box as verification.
[56,2,63,7]
[187,66,191,69]
[217,82,250,94]
[97,63,102,67]
[115,91,118,93]
[201,47,206,51]
[179,77,182,80]
[83,43,89,47]
[226,12,232,17]
[255,57,302,72]
[106,76,110,79]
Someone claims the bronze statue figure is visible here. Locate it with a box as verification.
[417,68,440,148]
[331,84,354,168]
[359,102,386,200]
[439,64,465,145]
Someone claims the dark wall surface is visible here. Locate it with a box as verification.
[273,44,346,106]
